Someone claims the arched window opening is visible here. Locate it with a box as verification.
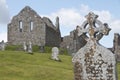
[30,21,33,31]
[19,21,23,32]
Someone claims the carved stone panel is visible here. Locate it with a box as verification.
[72,12,117,80]
[72,40,117,80]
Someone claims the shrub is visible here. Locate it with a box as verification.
[5,45,69,55]
[45,46,52,53]
[5,45,23,51]
[32,45,39,52]
[59,48,68,55]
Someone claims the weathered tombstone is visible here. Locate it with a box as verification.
[0,40,5,51]
[39,46,45,53]
[39,42,45,53]
[39,38,45,53]
[72,12,117,80]
[23,42,27,51]
[28,41,33,54]
[51,47,60,61]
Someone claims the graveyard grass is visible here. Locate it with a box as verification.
[0,51,120,80]
[0,51,74,80]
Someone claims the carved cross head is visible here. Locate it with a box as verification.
[85,12,98,26]
[77,12,111,41]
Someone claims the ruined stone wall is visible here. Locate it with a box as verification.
[60,35,73,48]
[45,26,61,47]
[61,28,86,54]
[8,6,61,47]
[8,6,46,45]
[42,17,61,47]
[113,33,120,61]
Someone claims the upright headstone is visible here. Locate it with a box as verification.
[72,12,117,80]
[0,40,5,51]
[51,47,60,61]
[23,42,27,51]
[28,41,33,54]
[39,42,45,53]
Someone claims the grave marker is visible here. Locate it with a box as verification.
[51,47,60,61]
[72,12,117,80]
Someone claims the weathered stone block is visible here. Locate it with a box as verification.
[72,12,117,80]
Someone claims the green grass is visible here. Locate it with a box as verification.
[0,51,120,80]
[0,51,73,80]
[117,62,120,79]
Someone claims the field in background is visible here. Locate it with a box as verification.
[0,51,73,80]
[0,50,119,80]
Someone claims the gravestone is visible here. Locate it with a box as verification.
[39,43,45,53]
[51,47,60,61]
[0,40,5,51]
[28,41,33,54]
[72,12,117,80]
[39,46,45,53]
[23,42,27,51]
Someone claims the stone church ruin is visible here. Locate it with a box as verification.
[113,33,120,61]
[7,6,61,47]
[60,26,87,55]
[7,6,120,61]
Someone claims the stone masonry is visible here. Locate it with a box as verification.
[113,33,120,61]
[72,12,117,80]
[8,6,61,47]
[61,26,87,54]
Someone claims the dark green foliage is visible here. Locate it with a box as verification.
[59,48,68,55]
[44,46,52,53]
[5,45,69,55]
[5,45,23,51]
[31,46,53,53]
[32,45,39,52]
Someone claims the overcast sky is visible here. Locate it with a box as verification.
[0,0,120,47]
